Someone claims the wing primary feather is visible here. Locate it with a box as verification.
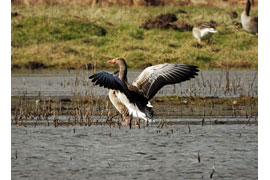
[132,64,199,100]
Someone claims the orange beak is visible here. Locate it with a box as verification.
[108,59,116,64]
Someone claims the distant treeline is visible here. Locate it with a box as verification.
[11,0,257,6]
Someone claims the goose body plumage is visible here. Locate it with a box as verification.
[192,25,217,43]
[241,0,258,34]
[89,58,199,123]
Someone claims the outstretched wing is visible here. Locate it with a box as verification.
[132,64,199,100]
[89,71,131,97]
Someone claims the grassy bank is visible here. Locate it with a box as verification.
[11,4,258,70]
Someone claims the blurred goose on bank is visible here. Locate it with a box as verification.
[89,58,199,124]
[241,0,258,34]
[192,22,218,43]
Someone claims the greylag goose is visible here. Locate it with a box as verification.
[241,0,258,34]
[89,58,199,123]
[192,22,217,43]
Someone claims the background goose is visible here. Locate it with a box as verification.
[89,57,199,124]
[192,22,217,43]
[241,0,258,34]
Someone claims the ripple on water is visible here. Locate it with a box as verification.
[12,123,257,180]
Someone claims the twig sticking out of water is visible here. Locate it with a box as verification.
[218,71,223,88]
[202,118,205,126]
[200,71,205,88]
[197,151,200,163]
[213,82,217,97]
[225,70,230,95]
[160,121,166,128]
[107,161,111,168]
[246,116,251,126]
[202,110,205,126]
[190,104,195,115]
[108,128,111,137]
[157,118,166,128]
[232,104,236,117]
[106,112,119,123]
[117,118,122,129]
[137,118,140,129]
[207,80,212,95]
[210,165,215,178]
[15,150,18,159]
[157,120,162,128]
[54,116,59,128]
[188,124,191,133]
[250,71,257,89]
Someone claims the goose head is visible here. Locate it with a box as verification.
[205,28,217,34]
[108,57,128,81]
[108,57,127,67]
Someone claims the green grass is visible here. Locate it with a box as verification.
[11,5,258,70]
[12,16,106,47]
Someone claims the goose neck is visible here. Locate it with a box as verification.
[118,63,127,82]
[245,0,251,16]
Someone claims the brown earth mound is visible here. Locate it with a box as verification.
[140,13,177,30]
[196,20,218,28]
[230,11,238,19]
[140,13,193,32]
[233,21,242,29]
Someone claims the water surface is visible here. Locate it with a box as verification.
[11,69,258,179]
[11,70,258,97]
[12,122,257,180]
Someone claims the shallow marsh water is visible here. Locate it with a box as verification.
[11,70,258,179]
[11,70,257,98]
[12,122,257,180]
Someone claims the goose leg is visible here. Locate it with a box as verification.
[135,119,140,129]
[124,115,133,128]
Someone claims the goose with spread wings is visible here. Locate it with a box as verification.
[89,57,199,123]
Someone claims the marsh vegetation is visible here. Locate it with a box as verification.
[11,70,258,126]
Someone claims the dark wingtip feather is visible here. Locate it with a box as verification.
[187,65,200,76]
[89,74,95,79]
